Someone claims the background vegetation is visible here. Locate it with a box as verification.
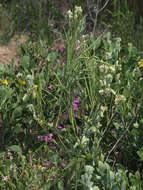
[0,0,143,48]
[0,0,143,189]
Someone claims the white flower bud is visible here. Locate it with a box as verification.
[115,95,126,104]
[67,10,73,19]
[99,89,104,95]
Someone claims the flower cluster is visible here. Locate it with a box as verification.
[42,161,54,167]
[138,59,143,67]
[48,85,54,91]
[100,106,108,118]
[56,45,64,52]
[67,10,73,19]
[67,6,82,19]
[38,133,54,142]
[57,125,63,131]
[72,98,80,111]
[75,6,82,14]
[98,63,116,96]
[115,94,126,105]
[99,64,115,74]
[2,79,8,85]
[1,78,27,86]
[75,41,81,50]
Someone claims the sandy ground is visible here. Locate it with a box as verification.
[0,34,28,66]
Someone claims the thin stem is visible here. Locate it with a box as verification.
[105,117,135,162]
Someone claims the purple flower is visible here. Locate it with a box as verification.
[76,43,80,48]
[73,98,80,103]
[111,130,116,135]
[44,135,53,142]
[42,162,47,167]
[49,133,53,137]
[65,114,69,119]
[120,122,123,126]
[73,103,78,111]
[42,161,54,167]
[61,161,66,168]
[37,136,41,140]
[85,111,88,115]
[48,85,53,91]
[56,46,64,52]
[47,161,53,166]
[57,125,63,130]
[61,113,69,121]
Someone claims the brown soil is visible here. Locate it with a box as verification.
[0,34,28,66]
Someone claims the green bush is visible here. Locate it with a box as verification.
[0,5,143,189]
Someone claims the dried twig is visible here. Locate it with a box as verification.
[86,0,110,34]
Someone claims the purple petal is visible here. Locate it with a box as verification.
[65,114,69,119]
[57,125,63,130]
[42,161,54,167]
[73,98,80,103]
[111,130,116,135]
[56,46,64,52]
[44,135,53,142]
[48,85,53,91]
[75,43,80,47]
[73,103,78,111]
[120,122,123,126]
[61,161,66,167]
[49,133,53,137]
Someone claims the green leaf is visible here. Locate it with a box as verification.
[0,64,6,73]
[4,159,12,167]
[0,152,5,158]
[12,106,23,119]
[112,183,120,190]
[110,171,115,185]
[47,52,57,62]
[57,181,64,190]
[21,55,30,69]
[93,187,100,190]
[66,158,77,169]
[94,36,101,50]
[121,181,126,190]
[43,183,52,190]
[0,87,13,101]
[13,124,23,134]
[137,149,143,161]
[8,145,22,155]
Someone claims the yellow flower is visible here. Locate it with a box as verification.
[18,80,26,85]
[2,79,8,85]
[138,59,143,67]
[118,57,121,61]
[128,42,131,46]
[37,165,42,169]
